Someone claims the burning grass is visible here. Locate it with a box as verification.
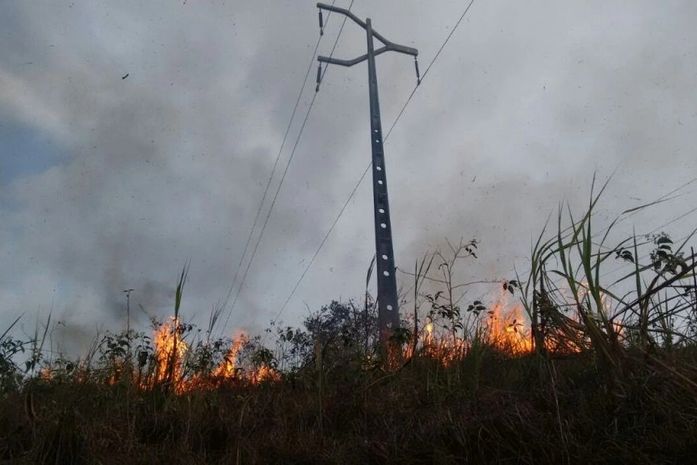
[2,185,697,464]
[149,320,279,393]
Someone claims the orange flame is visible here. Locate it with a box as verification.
[212,332,247,380]
[486,294,533,355]
[406,289,536,365]
[152,317,188,391]
[251,364,281,384]
[147,324,279,392]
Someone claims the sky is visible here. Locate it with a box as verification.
[1,0,696,354]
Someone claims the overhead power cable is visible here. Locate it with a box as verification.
[220,0,356,335]
[218,4,336,318]
[271,0,478,324]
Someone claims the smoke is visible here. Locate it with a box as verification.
[1,1,696,355]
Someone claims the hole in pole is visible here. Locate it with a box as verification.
[381,254,388,260]
[376,166,382,171]
[378,208,385,214]
[378,180,383,185]
[380,223,387,229]
[386,305,393,311]
[383,271,390,277]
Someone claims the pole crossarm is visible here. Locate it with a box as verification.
[317,2,366,30]
[316,2,418,67]
[318,46,388,67]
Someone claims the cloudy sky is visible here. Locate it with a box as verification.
[1,0,696,352]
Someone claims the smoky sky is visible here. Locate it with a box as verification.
[1,0,696,353]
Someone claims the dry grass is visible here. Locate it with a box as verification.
[2,183,697,464]
[2,347,697,465]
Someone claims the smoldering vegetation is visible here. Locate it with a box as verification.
[2,185,697,465]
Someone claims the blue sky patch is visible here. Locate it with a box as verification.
[0,121,69,184]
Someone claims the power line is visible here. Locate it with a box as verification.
[275,162,372,321]
[384,0,476,140]
[272,0,477,324]
[220,1,356,335]
[218,3,338,318]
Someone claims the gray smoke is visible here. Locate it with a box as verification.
[1,1,696,355]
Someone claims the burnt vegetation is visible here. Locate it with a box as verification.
[2,186,697,465]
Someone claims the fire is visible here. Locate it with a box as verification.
[212,332,248,380]
[38,367,53,381]
[421,321,469,365]
[41,281,624,390]
[599,292,625,340]
[407,289,536,365]
[251,364,281,384]
[424,321,434,341]
[153,317,188,389]
[486,295,533,355]
[146,323,279,393]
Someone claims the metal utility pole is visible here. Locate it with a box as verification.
[315,3,419,343]
[123,288,134,362]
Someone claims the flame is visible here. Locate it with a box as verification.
[147,324,279,392]
[212,331,280,385]
[424,322,434,343]
[153,317,188,391]
[486,295,533,355]
[251,364,281,384]
[407,318,469,365]
[421,321,436,358]
[212,332,248,380]
[599,291,625,340]
[406,289,536,365]
[41,279,626,391]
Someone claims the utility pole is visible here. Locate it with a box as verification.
[123,288,134,362]
[315,3,420,344]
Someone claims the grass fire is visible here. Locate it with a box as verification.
[2,1,697,464]
[3,191,697,464]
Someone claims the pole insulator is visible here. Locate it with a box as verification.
[414,57,421,85]
[315,63,322,92]
[318,10,324,35]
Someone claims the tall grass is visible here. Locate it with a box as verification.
[519,177,697,391]
[1,186,697,464]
